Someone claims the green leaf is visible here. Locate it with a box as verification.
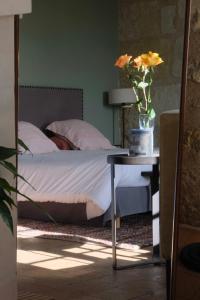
[0,178,16,194]
[0,138,54,231]
[0,146,17,161]
[148,108,156,120]
[18,138,30,152]
[0,188,16,208]
[0,201,13,233]
[17,190,56,224]
[0,161,17,176]
[0,161,35,190]
[131,80,139,87]
[135,75,143,81]
[135,99,142,105]
[17,174,36,190]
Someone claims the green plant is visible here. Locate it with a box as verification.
[0,140,31,233]
[0,140,54,233]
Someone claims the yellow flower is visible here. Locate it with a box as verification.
[115,54,132,68]
[146,51,164,66]
[134,52,164,69]
[133,55,147,69]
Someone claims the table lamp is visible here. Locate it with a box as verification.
[109,88,136,147]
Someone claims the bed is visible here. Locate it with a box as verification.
[18,86,152,223]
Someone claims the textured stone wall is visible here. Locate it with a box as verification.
[172,1,200,298]
[180,0,200,227]
[118,0,186,146]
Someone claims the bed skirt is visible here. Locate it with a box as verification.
[18,185,151,224]
[18,202,88,224]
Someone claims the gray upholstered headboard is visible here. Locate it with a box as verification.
[19,86,83,129]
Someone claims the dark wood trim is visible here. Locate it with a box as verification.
[170,0,192,299]
[166,259,171,300]
[14,15,19,195]
[14,15,19,150]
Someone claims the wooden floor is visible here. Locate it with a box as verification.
[17,237,166,300]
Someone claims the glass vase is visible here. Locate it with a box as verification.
[139,114,155,129]
[137,114,155,155]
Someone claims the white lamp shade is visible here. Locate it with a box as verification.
[109,88,136,105]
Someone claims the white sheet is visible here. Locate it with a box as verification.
[18,149,152,219]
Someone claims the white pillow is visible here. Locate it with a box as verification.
[47,119,114,150]
[19,121,59,154]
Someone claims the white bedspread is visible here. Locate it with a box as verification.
[18,149,152,219]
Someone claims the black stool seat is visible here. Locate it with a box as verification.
[180,243,200,273]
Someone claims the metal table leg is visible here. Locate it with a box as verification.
[111,163,117,269]
[111,161,164,270]
[151,163,160,258]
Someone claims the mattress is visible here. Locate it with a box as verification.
[18,149,152,219]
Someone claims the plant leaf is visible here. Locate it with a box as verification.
[148,108,156,120]
[0,188,16,208]
[0,146,17,161]
[0,201,13,233]
[135,75,143,81]
[0,161,17,176]
[17,174,36,190]
[135,99,142,104]
[0,161,35,190]
[18,138,30,152]
[131,80,139,87]
[17,191,56,224]
[0,178,17,194]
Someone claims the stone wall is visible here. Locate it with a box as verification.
[172,2,200,297]
[118,0,186,146]
[180,0,200,227]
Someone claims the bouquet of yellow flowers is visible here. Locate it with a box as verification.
[115,51,164,123]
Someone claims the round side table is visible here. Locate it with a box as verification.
[107,153,161,270]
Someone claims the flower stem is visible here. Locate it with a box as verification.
[132,86,141,113]
[142,71,148,113]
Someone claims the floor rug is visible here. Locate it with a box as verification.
[18,213,152,250]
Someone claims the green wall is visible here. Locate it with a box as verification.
[19,0,119,142]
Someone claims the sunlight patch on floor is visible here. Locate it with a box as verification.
[63,242,151,262]
[32,257,93,270]
[63,247,89,254]
[102,247,150,256]
[17,250,61,264]
[17,227,45,239]
[80,244,106,250]
[84,251,112,259]
[17,241,151,271]
[17,249,93,270]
